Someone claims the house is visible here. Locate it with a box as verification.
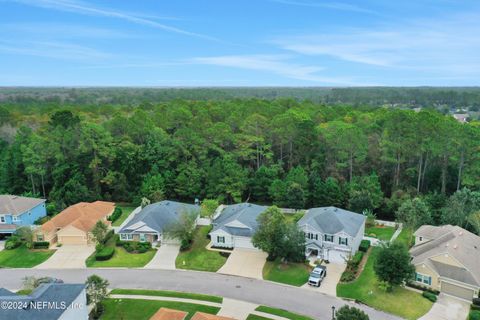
[0,283,87,320]
[191,313,235,320]
[297,207,366,263]
[118,200,200,244]
[453,113,469,123]
[209,203,268,249]
[0,195,47,237]
[36,201,115,245]
[410,225,480,301]
[149,308,187,320]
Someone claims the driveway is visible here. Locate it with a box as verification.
[217,248,267,279]
[419,294,470,320]
[0,241,4,252]
[303,262,346,296]
[144,244,180,269]
[35,245,94,269]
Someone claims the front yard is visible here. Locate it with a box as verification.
[365,225,396,241]
[175,226,228,272]
[337,247,432,320]
[263,259,312,286]
[0,244,54,268]
[100,298,220,320]
[112,205,136,227]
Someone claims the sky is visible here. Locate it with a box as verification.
[1,0,480,86]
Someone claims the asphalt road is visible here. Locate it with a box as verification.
[0,268,401,320]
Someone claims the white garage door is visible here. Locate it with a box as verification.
[234,236,255,249]
[327,249,349,264]
[442,281,474,301]
[58,235,87,245]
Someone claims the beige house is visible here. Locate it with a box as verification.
[37,201,115,245]
[410,225,480,301]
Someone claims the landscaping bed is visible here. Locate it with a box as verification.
[262,259,312,287]
[110,289,223,303]
[100,298,220,320]
[0,244,54,268]
[176,226,228,272]
[255,306,313,320]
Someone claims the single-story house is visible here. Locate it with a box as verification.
[410,225,480,301]
[0,283,87,320]
[297,206,366,263]
[118,200,200,244]
[36,201,115,245]
[0,195,47,237]
[209,203,268,249]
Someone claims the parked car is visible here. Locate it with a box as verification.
[308,265,327,287]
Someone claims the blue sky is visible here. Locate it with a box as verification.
[1,0,480,86]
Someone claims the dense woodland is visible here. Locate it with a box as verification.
[1,88,480,232]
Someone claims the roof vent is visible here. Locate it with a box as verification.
[453,244,458,249]
[459,231,463,236]
[446,243,449,247]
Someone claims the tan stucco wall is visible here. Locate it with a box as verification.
[415,263,440,290]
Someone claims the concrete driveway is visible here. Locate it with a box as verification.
[35,245,94,269]
[144,244,180,269]
[218,248,267,279]
[302,262,346,296]
[419,294,470,320]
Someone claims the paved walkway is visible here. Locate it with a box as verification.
[419,294,470,320]
[35,245,94,269]
[218,298,257,319]
[217,248,267,279]
[144,244,180,269]
[0,241,4,252]
[390,226,403,243]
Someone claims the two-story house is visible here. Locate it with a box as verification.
[0,195,47,237]
[297,207,366,263]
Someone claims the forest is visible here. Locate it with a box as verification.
[1,91,480,232]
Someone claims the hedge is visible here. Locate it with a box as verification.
[422,291,437,302]
[473,298,480,306]
[407,282,440,295]
[5,236,22,250]
[33,241,50,249]
[107,207,123,223]
[471,304,480,312]
[117,240,151,253]
[470,310,480,320]
[359,239,371,253]
[95,247,115,261]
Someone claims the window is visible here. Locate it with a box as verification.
[37,235,44,241]
[339,237,348,246]
[324,234,334,242]
[217,236,225,244]
[315,234,318,240]
[120,234,133,241]
[419,236,423,241]
[140,234,146,242]
[415,273,432,285]
[0,216,5,223]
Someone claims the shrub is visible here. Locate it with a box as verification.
[32,241,50,249]
[95,247,114,261]
[107,207,123,223]
[470,310,480,320]
[471,304,480,312]
[89,301,104,320]
[340,271,356,282]
[359,240,371,252]
[407,282,440,295]
[103,230,114,244]
[5,235,22,250]
[422,291,437,302]
[473,298,480,306]
[351,251,364,266]
[336,305,370,320]
[34,216,50,225]
[180,239,192,251]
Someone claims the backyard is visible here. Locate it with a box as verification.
[112,205,136,227]
[364,225,396,241]
[263,259,312,286]
[0,244,54,268]
[176,226,228,272]
[395,228,414,248]
[336,247,432,320]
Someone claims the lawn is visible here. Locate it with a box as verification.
[247,315,273,320]
[0,245,54,268]
[86,236,156,268]
[176,226,228,272]
[364,226,396,241]
[110,289,223,303]
[395,228,414,248]
[337,248,432,320]
[101,298,220,320]
[112,205,136,227]
[255,306,313,320]
[263,259,312,286]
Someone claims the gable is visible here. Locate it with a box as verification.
[430,253,465,268]
[225,220,250,229]
[57,224,86,236]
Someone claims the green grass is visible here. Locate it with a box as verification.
[247,315,274,320]
[101,298,220,320]
[365,226,396,241]
[0,244,54,268]
[16,289,33,295]
[110,289,223,303]
[255,306,313,320]
[337,247,432,320]
[395,228,414,248]
[176,226,228,272]
[86,236,156,268]
[262,259,311,287]
[112,206,136,227]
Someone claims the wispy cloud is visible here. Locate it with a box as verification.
[189,54,356,84]
[269,0,376,14]
[1,23,132,39]
[11,0,217,40]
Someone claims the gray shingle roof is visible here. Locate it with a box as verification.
[430,260,479,286]
[119,200,200,234]
[0,195,45,216]
[0,283,85,320]
[211,203,268,237]
[297,207,366,237]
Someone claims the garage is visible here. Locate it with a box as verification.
[233,236,256,249]
[57,225,89,245]
[326,249,349,264]
[441,281,475,301]
[58,235,87,245]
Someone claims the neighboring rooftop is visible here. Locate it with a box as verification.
[453,113,469,123]
[149,307,187,320]
[191,312,235,320]
[41,201,115,233]
[410,225,480,286]
[0,283,85,320]
[119,200,200,234]
[211,203,268,237]
[0,195,45,216]
[297,207,366,237]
